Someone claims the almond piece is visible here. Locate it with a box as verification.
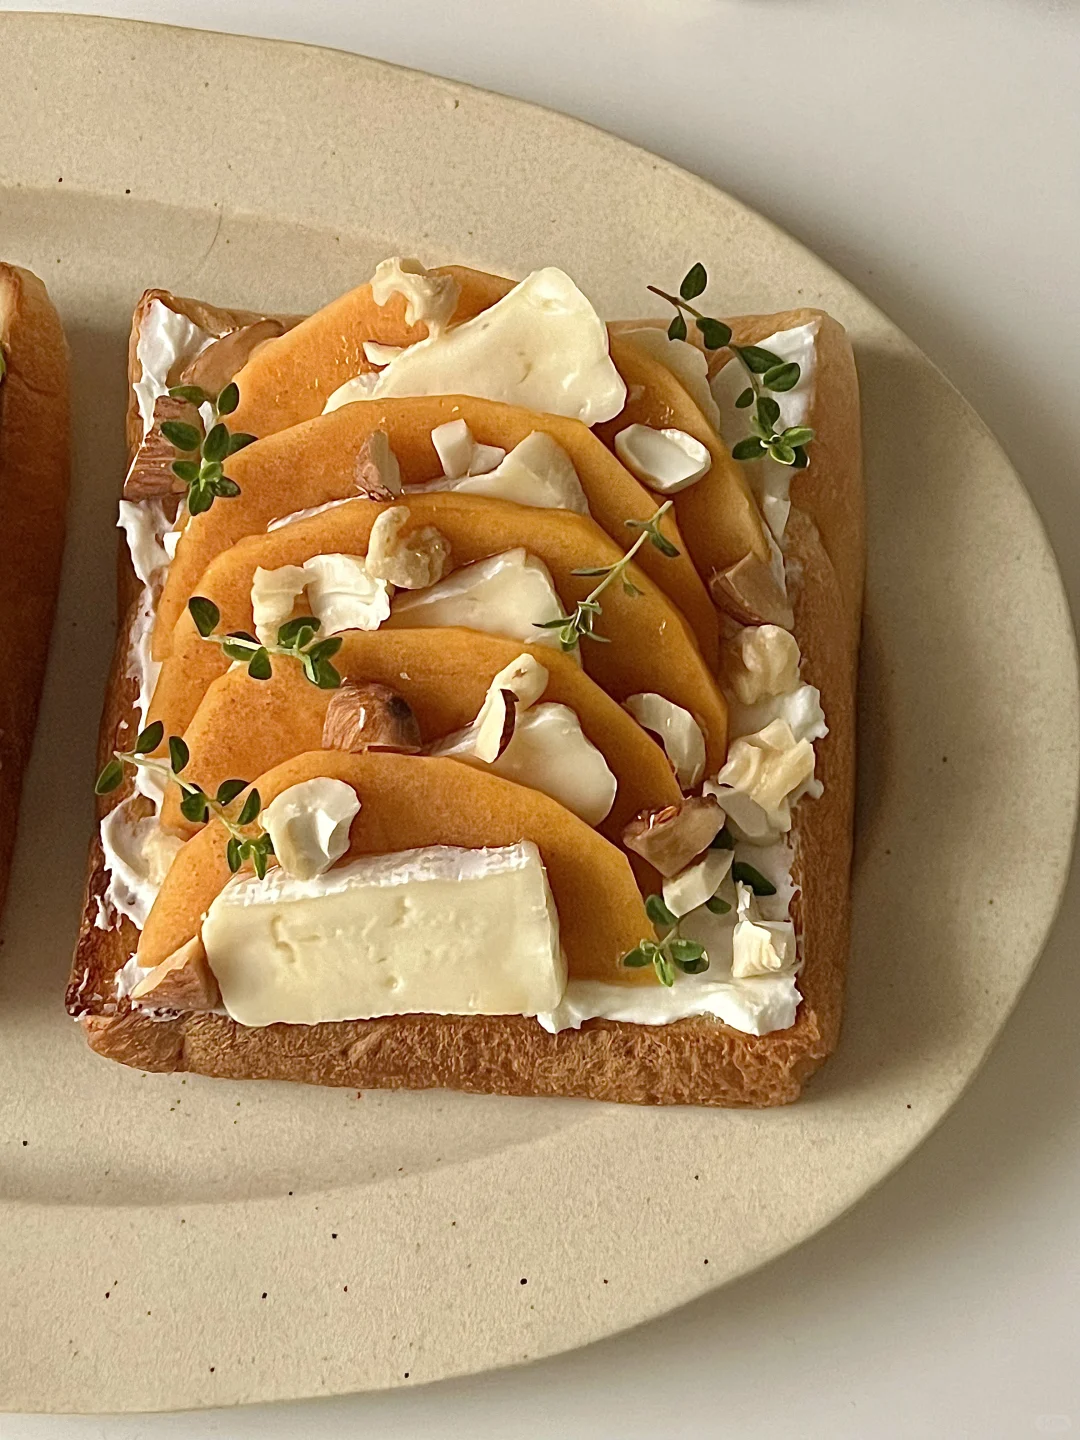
[176,318,286,395]
[123,394,199,501]
[622,795,726,877]
[130,935,221,1011]
[354,430,403,500]
[473,688,519,763]
[710,552,794,629]
[322,682,422,754]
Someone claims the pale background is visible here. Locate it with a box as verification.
[1,0,1078,1435]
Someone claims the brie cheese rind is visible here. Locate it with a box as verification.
[203,841,566,1027]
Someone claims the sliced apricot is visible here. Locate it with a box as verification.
[598,333,772,580]
[228,267,513,437]
[159,628,681,888]
[139,750,655,986]
[147,494,727,772]
[155,393,718,662]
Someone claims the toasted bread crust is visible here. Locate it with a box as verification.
[0,264,69,917]
[70,292,861,1106]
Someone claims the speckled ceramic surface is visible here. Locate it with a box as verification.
[0,12,1075,1415]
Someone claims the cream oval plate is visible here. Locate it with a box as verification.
[0,12,1076,1413]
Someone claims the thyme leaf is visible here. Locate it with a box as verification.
[187,597,344,689]
[551,501,677,651]
[648,265,816,469]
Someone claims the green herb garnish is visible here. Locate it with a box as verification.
[731,860,777,897]
[94,721,273,876]
[648,265,815,470]
[621,891,710,987]
[534,501,678,651]
[187,597,343,689]
[163,381,255,515]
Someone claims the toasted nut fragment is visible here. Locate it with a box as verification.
[481,653,549,716]
[710,552,794,629]
[366,505,451,588]
[177,318,286,395]
[662,846,733,919]
[370,257,460,337]
[713,718,815,834]
[123,394,200,500]
[130,935,221,1011]
[322,681,422,754]
[474,688,519,763]
[355,430,403,500]
[621,795,725,877]
[722,623,801,705]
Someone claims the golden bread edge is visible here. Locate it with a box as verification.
[70,291,862,1108]
[0,264,70,918]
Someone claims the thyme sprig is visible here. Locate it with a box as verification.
[187,597,343,689]
[163,381,256,515]
[648,264,815,470]
[535,501,677,651]
[622,893,709,987]
[94,721,273,876]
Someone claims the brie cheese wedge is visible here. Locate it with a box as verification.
[202,841,566,1027]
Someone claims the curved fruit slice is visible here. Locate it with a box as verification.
[138,750,654,986]
[224,266,771,593]
[598,332,772,581]
[158,629,682,879]
[154,394,718,662]
[228,267,513,437]
[147,494,728,770]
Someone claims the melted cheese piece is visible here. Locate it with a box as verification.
[251,555,392,643]
[361,268,627,425]
[430,702,617,825]
[202,842,566,1026]
[409,431,589,514]
[386,547,575,653]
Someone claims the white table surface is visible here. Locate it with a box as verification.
[2,1,1078,1435]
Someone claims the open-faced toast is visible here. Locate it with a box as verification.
[69,261,861,1106]
[0,264,70,917]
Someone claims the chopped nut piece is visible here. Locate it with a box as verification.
[370,257,461,338]
[178,318,286,395]
[354,430,403,500]
[322,682,422,754]
[662,847,733,918]
[732,883,796,978]
[130,935,221,1011]
[474,688,519,763]
[478,653,549,720]
[621,795,725,877]
[710,552,794,629]
[366,506,451,588]
[722,623,801,705]
[713,718,815,835]
[430,419,506,479]
[123,394,200,500]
